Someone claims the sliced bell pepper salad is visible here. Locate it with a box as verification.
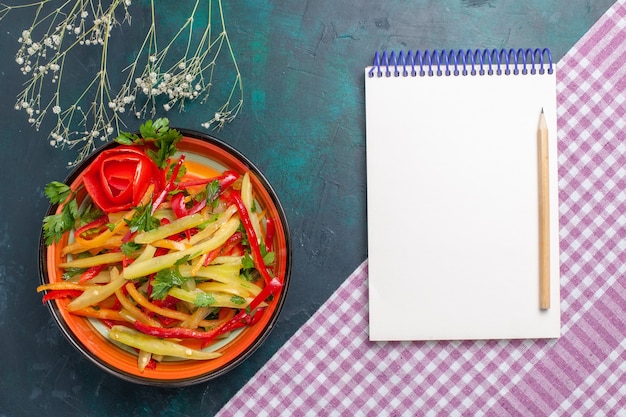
[39,118,284,373]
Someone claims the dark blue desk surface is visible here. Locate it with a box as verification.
[0,1,614,415]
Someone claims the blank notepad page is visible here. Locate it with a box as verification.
[365,49,560,341]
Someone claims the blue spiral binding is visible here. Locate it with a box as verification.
[368,48,553,78]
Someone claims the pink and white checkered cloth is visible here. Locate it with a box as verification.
[218,2,626,415]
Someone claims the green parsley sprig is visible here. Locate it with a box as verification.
[115,118,183,169]
[42,181,79,245]
[241,248,275,282]
[151,266,186,300]
[124,202,160,233]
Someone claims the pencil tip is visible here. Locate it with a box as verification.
[541,107,544,114]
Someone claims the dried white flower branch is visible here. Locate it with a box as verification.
[1,0,243,166]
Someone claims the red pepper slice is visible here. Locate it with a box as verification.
[74,214,110,238]
[41,290,83,304]
[171,192,208,219]
[79,264,107,282]
[101,319,119,329]
[144,359,158,370]
[177,170,240,191]
[226,190,274,285]
[203,232,243,266]
[152,155,186,214]
[134,305,270,345]
[82,146,163,213]
[156,316,178,327]
[200,278,282,347]
[265,217,275,253]
[133,321,218,339]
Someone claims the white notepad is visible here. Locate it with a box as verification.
[365,49,560,341]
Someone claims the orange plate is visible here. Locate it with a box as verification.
[39,130,291,386]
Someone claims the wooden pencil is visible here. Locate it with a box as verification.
[538,109,550,310]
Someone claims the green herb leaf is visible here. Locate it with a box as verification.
[241,253,254,270]
[120,241,143,256]
[77,204,104,227]
[62,267,86,280]
[175,254,196,266]
[43,198,79,245]
[205,309,220,320]
[205,179,220,209]
[44,181,72,204]
[263,251,275,266]
[125,202,160,233]
[114,131,141,145]
[141,118,182,169]
[167,160,187,181]
[230,295,245,305]
[115,118,182,168]
[151,267,186,300]
[194,291,216,307]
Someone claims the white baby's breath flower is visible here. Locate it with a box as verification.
[6,0,242,166]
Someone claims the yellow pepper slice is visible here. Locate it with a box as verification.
[108,326,222,360]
